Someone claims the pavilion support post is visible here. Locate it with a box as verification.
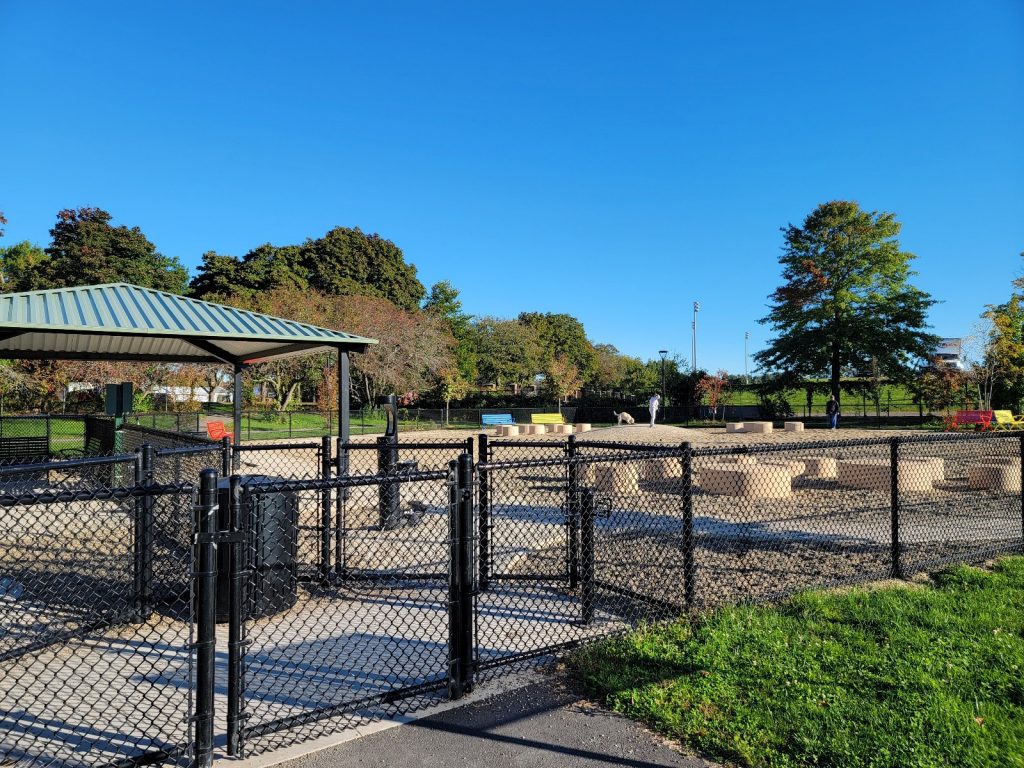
[233,365,243,470]
[338,352,350,443]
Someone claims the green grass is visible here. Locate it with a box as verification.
[729,383,916,409]
[573,558,1024,768]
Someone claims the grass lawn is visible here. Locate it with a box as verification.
[573,558,1024,768]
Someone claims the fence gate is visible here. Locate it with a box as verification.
[227,464,457,756]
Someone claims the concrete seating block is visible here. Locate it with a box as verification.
[761,459,806,478]
[699,462,792,498]
[555,424,574,434]
[903,456,945,483]
[744,421,773,434]
[726,422,746,433]
[594,463,640,495]
[784,421,804,433]
[836,459,934,492]
[640,457,682,482]
[968,463,1021,492]
[497,425,520,437]
[574,423,592,433]
[718,455,758,465]
[801,456,838,479]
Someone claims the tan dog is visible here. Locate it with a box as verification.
[613,410,635,426]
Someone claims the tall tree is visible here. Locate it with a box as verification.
[755,201,938,402]
[985,255,1024,408]
[43,208,188,292]
[0,241,51,291]
[190,226,425,310]
[474,318,543,391]
[424,281,477,381]
[518,312,596,382]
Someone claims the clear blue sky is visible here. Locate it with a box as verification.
[2,2,1022,373]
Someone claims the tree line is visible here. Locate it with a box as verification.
[0,207,682,413]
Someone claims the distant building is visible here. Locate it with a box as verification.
[152,386,233,406]
[933,338,965,371]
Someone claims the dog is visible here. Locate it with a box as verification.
[613,410,635,426]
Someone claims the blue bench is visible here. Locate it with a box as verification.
[481,413,515,427]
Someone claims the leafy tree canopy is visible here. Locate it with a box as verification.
[0,241,51,291]
[518,312,596,382]
[754,201,938,401]
[474,318,543,389]
[190,226,425,310]
[424,281,477,381]
[42,208,189,293]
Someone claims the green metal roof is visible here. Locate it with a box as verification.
[0,282,376,365]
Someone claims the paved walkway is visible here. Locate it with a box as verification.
[273,674,718,768]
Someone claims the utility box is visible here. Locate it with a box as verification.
[104,382,134,416]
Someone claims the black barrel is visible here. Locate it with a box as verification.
[217,476,298,622]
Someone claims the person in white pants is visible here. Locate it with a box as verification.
[648,393,660,427]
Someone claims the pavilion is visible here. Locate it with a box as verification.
[0,282,377,444]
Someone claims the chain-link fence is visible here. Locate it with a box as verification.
[0,452,200,768]
[2,429,1021,767]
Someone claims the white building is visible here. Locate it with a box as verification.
[933,338,965,371]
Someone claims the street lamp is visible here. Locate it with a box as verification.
[658,350,668,404]
[691,302,700,373]
[744,331,749,383]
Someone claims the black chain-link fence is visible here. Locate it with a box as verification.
[2,428,1022,767]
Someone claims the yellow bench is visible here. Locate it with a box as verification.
[992,410,1024,430]
[531,413,566,425]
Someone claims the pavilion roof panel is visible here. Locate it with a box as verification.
[0,282,375,364]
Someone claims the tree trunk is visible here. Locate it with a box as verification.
[830,343,842,404]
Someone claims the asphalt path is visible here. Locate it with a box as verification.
[277,674,718,768]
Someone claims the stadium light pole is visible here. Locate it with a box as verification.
[691,302,700,373]
[659,349,668,403]
[744,331,749,383]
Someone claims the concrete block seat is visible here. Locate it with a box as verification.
[800,456,838,479]
[760,459,806,478]
[968,463,1021,492]
[725,423,746,434]
[594,463,640,495]
[497,425,520,437]
[574,423,592,433]
[836,458,935,492]
[698,462,792,499]
[784,421,804,433]
[902,456,946,483]
[717,454,758,465]
[744,421,773,434]
[640,457,682,482]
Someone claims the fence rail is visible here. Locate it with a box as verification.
[1,428,1021,767]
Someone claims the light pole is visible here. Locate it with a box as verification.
[691,302,700,373]
[659,350,668,404]
[744,331,749,383]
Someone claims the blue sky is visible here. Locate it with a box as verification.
[2,2,1022,373]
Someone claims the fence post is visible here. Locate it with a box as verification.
[682,442,696,609]
[580,488,595,624]
[226,474,245,757]
[335,436,349,575]
[221,436,231,478]
[566,434,580,590]
[447,457,476,699]
[132,444,155,623]
[320,435,333,578]
[289,412,293,439]
[194,467,219,768]
[477,434,491,592]
[890,436,903,579]
[1019,435,1023,545]
[457,453,475,695]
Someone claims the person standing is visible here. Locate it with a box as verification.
[648,393,660,427]
[826,394,840,430]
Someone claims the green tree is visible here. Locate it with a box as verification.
[518,312,596,382]
[424,281,477,381]
[0,241,51,291]
[190,226,424,309]
[474,318,543,391]
[755,201,938,403]
[985,258,1024,408]
[43,208,188,292]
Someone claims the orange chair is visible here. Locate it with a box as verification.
[206,421,231,442]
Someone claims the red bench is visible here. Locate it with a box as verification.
[206,421,231,442]
[946,410,993,431]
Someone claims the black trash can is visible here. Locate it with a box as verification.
[216,476,299,623]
